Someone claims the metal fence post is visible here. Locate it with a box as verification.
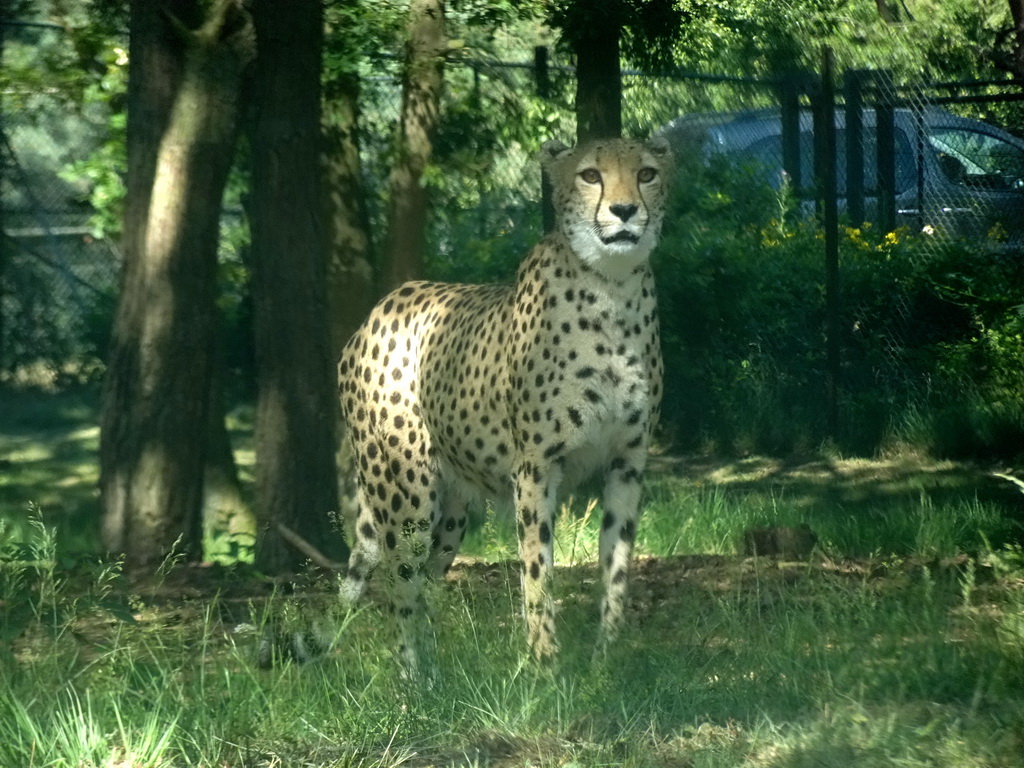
[912,100,926,234]
[844,69,869,227]
[875,69,897,234]
[535,45,556,234]
[779,72,803,194]
[818,47,841,442]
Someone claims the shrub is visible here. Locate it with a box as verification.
[653,157,1024,459]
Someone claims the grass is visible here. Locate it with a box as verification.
[2,387,1024,766]
[462,456,1023,565]
[0,387,102,553]
[0,387,258,558]
[2,525,1023,766]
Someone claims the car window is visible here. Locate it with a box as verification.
[733,134,817,193]
[737,129,915,196]
[929,129,1024,189]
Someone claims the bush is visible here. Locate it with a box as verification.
[653,156,1024,459]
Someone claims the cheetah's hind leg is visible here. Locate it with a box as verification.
[253,482,381,669]
[351,433,444,676]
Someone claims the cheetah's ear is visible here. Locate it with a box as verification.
[540,139,572,170]
[646,135,672,160]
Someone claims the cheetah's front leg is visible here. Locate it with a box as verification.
[596,457,644,652]
[514,461,561,660]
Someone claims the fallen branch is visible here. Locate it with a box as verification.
[993,472,1024,496]
[276,523,346,571]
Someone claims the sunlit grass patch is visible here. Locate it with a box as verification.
[642,465,1020,560]
[0,387,103,549]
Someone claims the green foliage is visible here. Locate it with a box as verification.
[653,153,1024,458]
[323,0,406,86]
[666,0,846,74]
[654,157,823,454]
[886,246,1024,458]
[655,0,1016,83]
[4,3,129,238]
[422,56,570,283]
[547,0,685,72]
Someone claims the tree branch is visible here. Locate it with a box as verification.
[275,523,347,571]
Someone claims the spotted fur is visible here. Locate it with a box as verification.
[337,137,672,665]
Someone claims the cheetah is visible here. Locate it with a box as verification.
[337,136,671,666]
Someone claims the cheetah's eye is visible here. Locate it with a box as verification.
[579,168,601,184]
[637,167,658,183]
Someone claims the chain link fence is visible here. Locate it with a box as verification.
[1,20,118,384]
[3,29,1021,454]
[644,56,1023,454]
[848,73,1024,454]
[366,51,575,283]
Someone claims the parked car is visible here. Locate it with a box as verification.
[659,106,1024,249]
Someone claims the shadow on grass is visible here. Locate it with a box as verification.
[0,387,103,554]
[2,385,1022,562]
[654,453,1022,507]
[0,388,259,557]
[649,454,1024,553]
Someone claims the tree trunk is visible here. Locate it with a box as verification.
[574,18,622,143]
[323,77,376,359]
[248,0,346,573]
[382,0,446,290]
[100,0,253,568]
[1008,0,1024,78]
[323,75,377,526]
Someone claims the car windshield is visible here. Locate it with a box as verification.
[929,128,1024,189]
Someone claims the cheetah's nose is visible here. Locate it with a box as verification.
[609,203,638,222]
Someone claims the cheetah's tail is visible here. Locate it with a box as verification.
[255,619,337,669]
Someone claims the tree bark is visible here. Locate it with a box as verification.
[574,17,622,143]
[323,77,376,359]
[382,0,446,290]
[323,74,377,526]
[248,0,346,573]
[100,0,253,568]
[1008,0,1024,78]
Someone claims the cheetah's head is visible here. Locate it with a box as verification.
[542,137,672,280]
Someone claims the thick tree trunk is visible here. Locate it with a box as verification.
[248,0,346,573]
[100,0,252,568]
[574,19,622,143]
[323,76,377,525]
[382,0,446,290]
[323,78,376,359]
